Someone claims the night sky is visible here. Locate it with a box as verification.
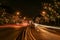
[0,0,58,17]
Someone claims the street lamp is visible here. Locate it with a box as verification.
[41,11,47,16]
[16,12,20,15]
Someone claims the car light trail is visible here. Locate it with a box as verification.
[34,23,60,29]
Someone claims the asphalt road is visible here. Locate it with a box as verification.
[0,25,60,40]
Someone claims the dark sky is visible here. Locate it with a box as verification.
[0,0,55,17]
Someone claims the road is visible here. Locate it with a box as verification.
[0,24,60,40]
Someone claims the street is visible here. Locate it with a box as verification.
[0,24,60,40]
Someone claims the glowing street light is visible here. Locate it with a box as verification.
[16,12,20,15]
[23,17,26,19]
[41,11,47,16]
[42,11,46,14]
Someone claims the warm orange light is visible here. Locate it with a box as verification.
[16,12,20,15]
[23,17,26,19]
[42,11,46,14]
[40,11,47,16]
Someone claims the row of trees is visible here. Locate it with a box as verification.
[35,0,60,26]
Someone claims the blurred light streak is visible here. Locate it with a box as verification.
[36,26,60,40]
[34,23,60,29]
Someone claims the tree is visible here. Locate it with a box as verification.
[40,0,60,26]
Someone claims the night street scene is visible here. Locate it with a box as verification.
[0,0,60,40]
